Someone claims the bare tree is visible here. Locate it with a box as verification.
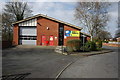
[2,13,13,41]
[95,30,112,40]
[2,2,33,41]
[3,2,32,21]
[75,2,110,41]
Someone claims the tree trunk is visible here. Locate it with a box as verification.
[91,36,93,41]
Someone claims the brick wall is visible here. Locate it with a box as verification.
[13,17,81,46]
[13,24,19,45]
[64,25,80,46]
[37,17,81,46]
[37,17,59,46]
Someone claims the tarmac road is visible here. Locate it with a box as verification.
[2,45,119,78]
[59,46,118,78]
[2,46,83,78]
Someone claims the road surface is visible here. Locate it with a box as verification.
[59,46,118,78]
[2,46,83,78]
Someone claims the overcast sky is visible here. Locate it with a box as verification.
[0,0,119,37]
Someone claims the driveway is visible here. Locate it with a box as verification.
[2,45,83,78]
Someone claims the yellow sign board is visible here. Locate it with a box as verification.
[70,31,80,37]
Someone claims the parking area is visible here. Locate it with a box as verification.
[2,45,82,78]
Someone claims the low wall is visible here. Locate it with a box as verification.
[103,43,120,47]
[2,41,12,49]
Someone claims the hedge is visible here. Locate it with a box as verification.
[66,39,102,52]
[66,39,81,52]
[80,41,97,51]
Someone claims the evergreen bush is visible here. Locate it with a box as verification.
[96,40,102,48]
[66,39,81,52]
[81,41,97,51]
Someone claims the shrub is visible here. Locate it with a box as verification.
[81,41,97,51]
[88,41,97,51]
[80,45,90,51]
[103,40,108,43]
[66,39,81,52]
[96,40,102,48]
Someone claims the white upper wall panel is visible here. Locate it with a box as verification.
[19,18,37,26]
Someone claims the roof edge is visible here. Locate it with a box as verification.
[81,32,91,37]
[12,14,82,30]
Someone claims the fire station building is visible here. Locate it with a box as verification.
[13,14,90,46]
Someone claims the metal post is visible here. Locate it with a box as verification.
[83,35,84,51]
[82,35,86,52]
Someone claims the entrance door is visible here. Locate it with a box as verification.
[42,35,46,46]
[49,35,54,46]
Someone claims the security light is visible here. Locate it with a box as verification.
[47,27,49,30]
